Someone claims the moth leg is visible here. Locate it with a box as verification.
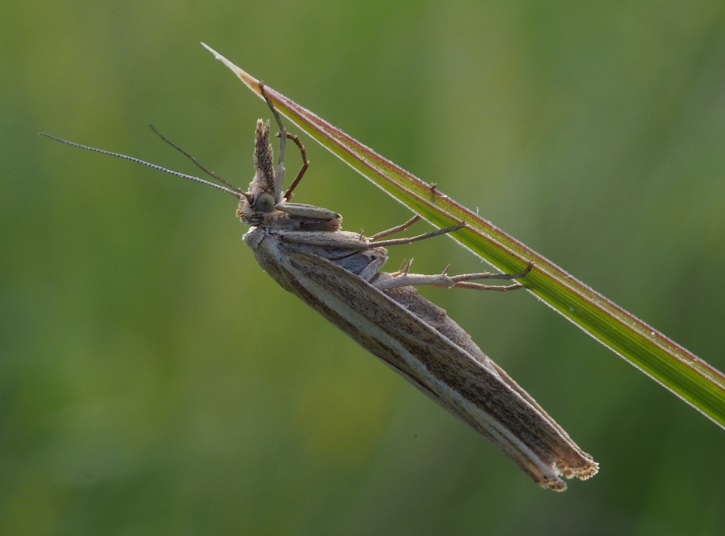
[368,222,465,248]
[369,215,421,240]
[357,255,388,281]
[259,82,288,204]
[259,82,310,202]
[280,133,309,201]
[373,262,533,292]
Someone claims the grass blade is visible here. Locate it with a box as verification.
[202,43,725,429]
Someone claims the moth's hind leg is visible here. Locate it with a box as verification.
[367,217,532,290]
[373,261,533,292]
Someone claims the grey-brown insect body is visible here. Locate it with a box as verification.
[240,117,597,491]
[41,111,598,491]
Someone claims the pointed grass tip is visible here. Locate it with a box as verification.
[201,42,260,96]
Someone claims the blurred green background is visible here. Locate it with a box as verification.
[2,1,724,534]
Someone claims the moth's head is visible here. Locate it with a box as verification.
[236,189,282,225]
[237,119,284,226]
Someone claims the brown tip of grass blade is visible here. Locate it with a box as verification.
[201,42,261,97]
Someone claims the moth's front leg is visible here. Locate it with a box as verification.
[373,262,533,292]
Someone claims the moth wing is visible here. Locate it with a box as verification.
[272,243,596,490]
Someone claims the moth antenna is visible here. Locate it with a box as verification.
[148,125,242,193]
[39,132,242,199]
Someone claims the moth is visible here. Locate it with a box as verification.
[41,73,597,492]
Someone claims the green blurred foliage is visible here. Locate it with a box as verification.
[2,1,724,534]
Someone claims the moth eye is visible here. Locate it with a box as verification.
[254,192,275,212]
